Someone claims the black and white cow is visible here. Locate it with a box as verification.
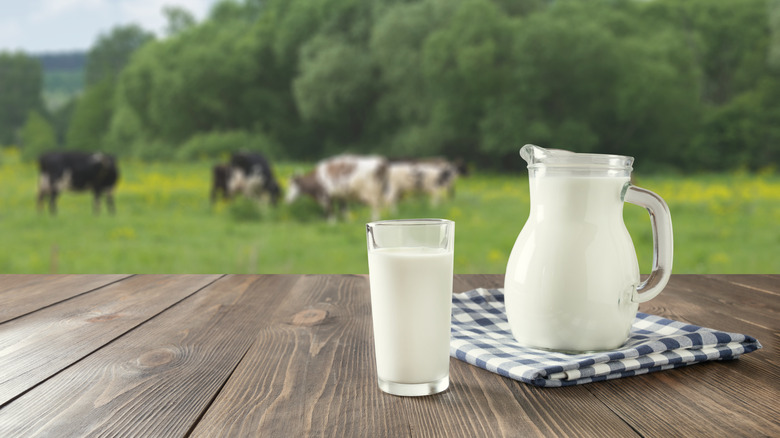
[37,150,119,215]
[211,152,281,206]
[385,157,468,208]
[210,163,232,204]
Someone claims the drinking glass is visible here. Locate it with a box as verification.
[366,219,454,396]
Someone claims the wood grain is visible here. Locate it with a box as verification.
[189,274,407,437]
[0,274,776,438]
[193,274,640,437]
[0,274,130,323]
[713,274,780,296]
[449,275,780,437]
[0,274,220,407]
[0,274,301,437]
[446,275,642,437]
[595,274,780,437]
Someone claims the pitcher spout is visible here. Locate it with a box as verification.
[520,144,576,167]
[520,144,539,166]
[519,144,634,176]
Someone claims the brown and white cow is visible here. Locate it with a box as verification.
[385,158,466,208]
[37,150,119,215]
[285,154,389,221]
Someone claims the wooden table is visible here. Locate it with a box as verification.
[0,274,777,437]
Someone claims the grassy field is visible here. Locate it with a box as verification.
[1,149,778,274]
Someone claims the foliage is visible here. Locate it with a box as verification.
[85,25,155,86]
[8,0,780,170]
[34,52,85,111]
[63,25,156,153]
[176,130,279,161]
[644,0,779,170]
[0,52,44,145]
[163,6,197,37]
[19,111,56,160]
[110,18,265,150]
[49,99,77,146]
[479,1,702,167]
[66,79,114,151]
[694,78,780,169]
[40,70,83,111]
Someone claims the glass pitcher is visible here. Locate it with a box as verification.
[504,145,673,352]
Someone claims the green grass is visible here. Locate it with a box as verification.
[1,149,778,274]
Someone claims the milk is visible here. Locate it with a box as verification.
[504,176,640,352]
[368,246,453,384]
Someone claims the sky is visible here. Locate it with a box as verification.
[0,0,222,54]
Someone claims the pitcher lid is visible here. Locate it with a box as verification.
[521,144,634,170]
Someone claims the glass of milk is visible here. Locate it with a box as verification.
[366,219,454,396]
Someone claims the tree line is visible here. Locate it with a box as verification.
[1,0,778,171]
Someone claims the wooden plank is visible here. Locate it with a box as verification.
[656,274,779,321]
[586,274,780,437]
[292,275,400,437]
[639,275,777,340]
[0,274,774,437]
[0,274,300,437]
[0,274,131,323]
[711,274,780,296]
[419,274,639,437]
[189,274,410,437]
[451,275,779,436]
[192,274,638,437]
[0,274,220,407]
[586,363,780,437]
[410,362,640,437]
[639,275,778,383]
[191,274,780,436]
[454,274,491,293]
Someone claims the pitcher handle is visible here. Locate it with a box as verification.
[624,185,674,303]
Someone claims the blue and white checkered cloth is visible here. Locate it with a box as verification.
[451,288,762,387]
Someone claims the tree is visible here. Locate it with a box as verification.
[20,110,56,160]
[293,34,377,152]
[163,6,197,36]
[66,79,114,151]
[50,98,77,146]
[96,0,777,169]
[477,0,701,168]
[72,25,155,153]
[645,0,777,169]
[85,25,155,87]
[370,0,455,156]
[109,10,274,158]
[693,76,780,170]
[421,0,513,161]
[0,52,44,145]
[645,0,772,106]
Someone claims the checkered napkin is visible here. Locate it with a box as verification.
[450,288,762,387]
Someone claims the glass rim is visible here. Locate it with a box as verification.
[367,218,453,227]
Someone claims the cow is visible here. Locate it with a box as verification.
[210,152,281,206]
[385,158,467,208]
[210,163,231,204]
[37,150,119,215]
[285,154,389,221]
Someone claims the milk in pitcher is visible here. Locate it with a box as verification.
[505,175,640,352]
